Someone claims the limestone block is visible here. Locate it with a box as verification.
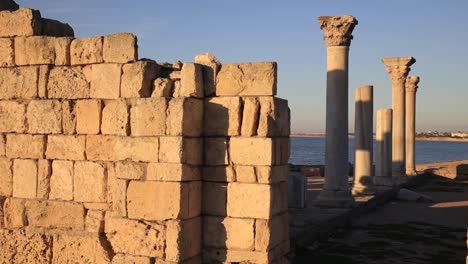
[27,99,62,134]
[90,63,122,99]
[105,216,166,257]
[112,254,151,264]
[127,181,201,220]
[179,62,204,98]
[76,99,102,134]
[202,182,227,216]
[0,66,38,99]
[204,97,241,136]
[235,166,257,183]
[166,217,202,262]
[101,99,129,135]
[46,135,86,160]
[0,158,12,196]
[36,159,51,199]
[204,137,229,165]
[38,65,50,98]
[203,216,254,250]
[74,161,107,203]
[195,52,221,96]
[85,210,105,233]
[62,100,76,134]
[255,213,289,251]
[110,178,127,217]
[52,234,111,263]
[14,36,72,65]
[70,36,103,65]
[121,60,159,98]
[130,98,167,136]
[49,160,74,201]
[0,134,4,156]
[0,38,14,66]
[115,161,147,180]
[0,0,19,11]
[12,159,37,199]
[3,198,27,229]
[146,163,200,182]
[103,33,138,63]
[0,8,41,37]
[257,165,289,183]
[152,78,173,97]
[173,80,182,97]
[86,135,159,162]
[0,229,52,264]
[0,101,26,132]
[40,18,74,37]
[166,98,203,136]
[216,62,277,96]
[230,137,274,166]
[25,200,85,230]
[6,134,45,159]
[274,137,290,165]
[159,137,202,165]
[257,97,290,137]
[202,166,236,182]
[48,66,90,99]
[241,97,260,136]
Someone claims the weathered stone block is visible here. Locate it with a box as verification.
[127,181,201,220]
[110,178,127,217]
[6,134,45,159]
[0,158,12,196]
[46,135,86,160]
[74,161,107,203]
[14,36,72,65]
[202,182,227,216]
[179,62,203,98]
[86,135,159,162]
[216,62,277,96]
[52,234,111,263]
[90,63,122,99]
[235,166,257,183]
[112,254,151,264]
[194,52,221,96]
[0,8,41,37]
[0,38,14,66]
[0,134,4,156]
[40,18,74,37]
[103,33,137,63]
[0,0,19,11]
[47,66,90,99]
[62,100,76,134]
[146,163,200,182]
[202,166,236,182]
[76,99,102,134]
[204,137,229,165]
[257,165,289,183]
[130,98,167,136]
[115,161,147,180]
[152,77,173,97]
[255,213,289,251]
[27,99,62,134]
[70,36,103,65]
[274,137,290,165]
[257,97,290,137]
[0,229,52,264]
[85,210,105,233]
[49,160,74,201]
[0,66,38,99]
[105,216,165,257]
[159,137,202,165]
[241,97,260,136]
[3,198,27,229]
[121,60,159,97]
[37,65,49,98]
[0,101,26,132]
[37,159,50,199]
[25,200,85,230]
[166,98,203,136]
[204,97,241,136]
[203,216,254,250]
[230,137,274,166]
[12,159,37,199]
[166,217,202,262]
[101,99,128,135]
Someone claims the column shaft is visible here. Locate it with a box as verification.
[405,75,419,175]
[374,109,393,186]
[392,80,406,177]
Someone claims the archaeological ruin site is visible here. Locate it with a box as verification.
[1,0,467,263]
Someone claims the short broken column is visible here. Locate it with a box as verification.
[382,57,416,181]
[315,15,358,207]
[353,85,373,194]
[405,75,420,176]
[373,109,393,186]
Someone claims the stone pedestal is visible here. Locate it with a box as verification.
[405,76,420,176]
[382,57,415,182]
[353,85,373,194]
[315,15,358,208]
[373,109,393,186]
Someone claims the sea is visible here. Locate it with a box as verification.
[290,136,468,165]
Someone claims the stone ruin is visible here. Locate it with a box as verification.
[0,1,290,263]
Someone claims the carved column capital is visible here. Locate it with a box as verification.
[382,57,416,83]
[318,15,358,47]
[406,75,420,92]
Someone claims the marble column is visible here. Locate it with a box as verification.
[353,85,373,194]
[382,57,416,182]
[405,76,420,176]
[373,109,393,186]
[315,15,358,207]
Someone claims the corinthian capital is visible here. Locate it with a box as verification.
[318,15,358,47]
[406,75,420,92]
[382,57,416,83]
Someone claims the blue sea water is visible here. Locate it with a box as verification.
[290,136,468,165]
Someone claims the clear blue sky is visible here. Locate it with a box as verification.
[18,0,468,133]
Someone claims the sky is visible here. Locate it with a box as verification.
[18,0,468,133]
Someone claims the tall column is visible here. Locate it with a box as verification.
[405,75,420,175]
[373,109,393,186]
[382,57,415,182]
[353,85,373,194]
[315,15,358,207]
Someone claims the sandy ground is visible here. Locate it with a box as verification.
[294,175,468,264]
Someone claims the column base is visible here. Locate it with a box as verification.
[392,175,408,185]
[352,184,375,195]
[373,176,394,187]
[314,189,355,208]
[406,169,417,176]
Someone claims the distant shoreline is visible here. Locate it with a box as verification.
[290,134,468,142]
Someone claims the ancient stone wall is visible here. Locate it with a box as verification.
[0,2,290,264]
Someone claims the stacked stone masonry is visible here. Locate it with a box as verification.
[0,2,290,263]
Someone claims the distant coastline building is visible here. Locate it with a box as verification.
[451,132,468,138]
